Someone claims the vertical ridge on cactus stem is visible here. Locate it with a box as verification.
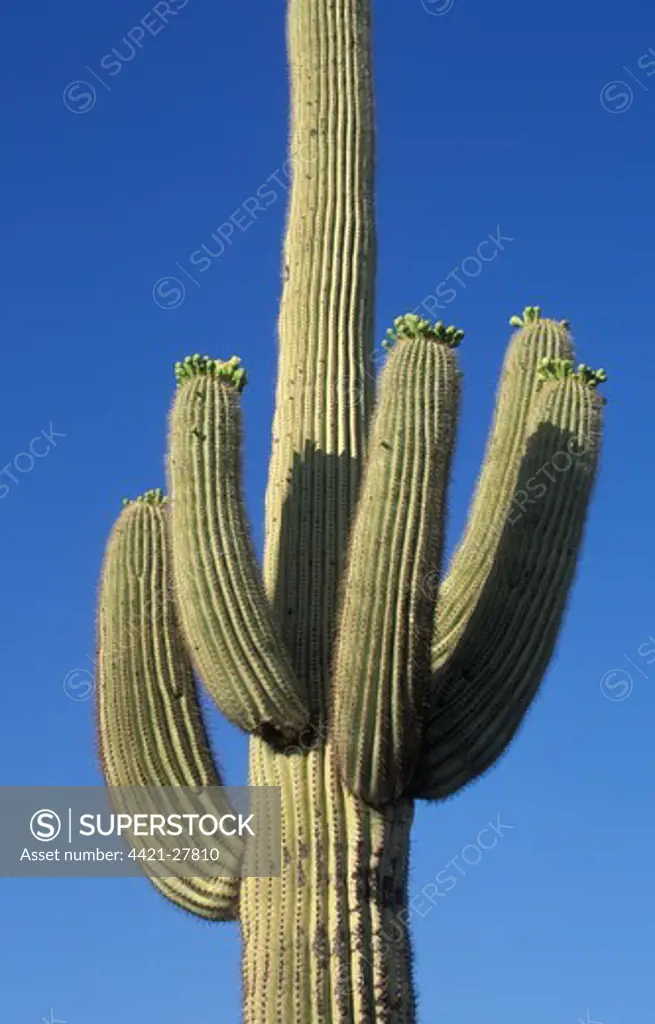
[264,0,376,711]
[333,327,460,805]
[413,377,603,799]
[96,499,241,920]
[168,371,309,739]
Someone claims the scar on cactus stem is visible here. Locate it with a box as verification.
[96,0,606,1016]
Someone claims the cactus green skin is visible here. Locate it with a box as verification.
[95,0,606,1020]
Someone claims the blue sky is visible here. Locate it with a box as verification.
[1,0,653,1021]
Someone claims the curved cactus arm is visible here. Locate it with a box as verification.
[429,311,574,674]
[333,318,461,806]
[168,357,310,743]
[96,494,242,921]
[263,0,377,710]
[410,373,604,800]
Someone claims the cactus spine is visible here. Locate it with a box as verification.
[95,4,605,1023]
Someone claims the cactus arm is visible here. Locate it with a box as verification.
[429,311,574,672]
[411,372,604,800]
[168,358,310,742]
[96,495,241,921]
[263,0,376,711]
[333,318,461,806]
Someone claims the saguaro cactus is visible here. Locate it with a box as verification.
[96,2,605,1021]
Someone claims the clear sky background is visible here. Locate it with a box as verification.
[1,0,653,1022]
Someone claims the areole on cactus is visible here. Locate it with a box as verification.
[95,1,606,1021]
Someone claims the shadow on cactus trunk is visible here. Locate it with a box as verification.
[268,444,360,717]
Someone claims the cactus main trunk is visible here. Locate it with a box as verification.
[243,743,415,1024]
[264,0,376,715]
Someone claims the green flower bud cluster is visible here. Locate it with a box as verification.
[122,488,168,508]
[536,357,607,389]
[382,314,465,352]
[509,306,570,331]
[576,363,608,388]
[174,354,248,392]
